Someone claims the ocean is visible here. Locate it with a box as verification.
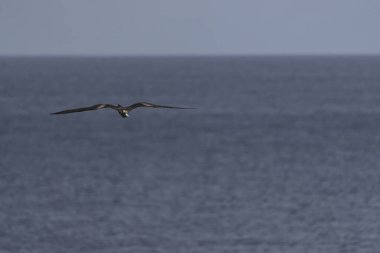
[1,56,380,252]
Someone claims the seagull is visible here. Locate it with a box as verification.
[51,102,194,118]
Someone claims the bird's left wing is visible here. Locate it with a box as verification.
[51,104,117,115]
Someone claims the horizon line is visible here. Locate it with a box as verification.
[1,52,380,58]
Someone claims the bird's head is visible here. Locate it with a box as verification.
[117,109,129,118]
[122,109,129,118]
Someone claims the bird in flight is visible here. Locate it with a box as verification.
[51,102,194,118]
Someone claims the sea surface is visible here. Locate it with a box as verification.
[1,56,380,253]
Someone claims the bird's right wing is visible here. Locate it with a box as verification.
[51,104,117,115]
[126,102,195,112]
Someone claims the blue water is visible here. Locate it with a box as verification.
[1,56,380,252]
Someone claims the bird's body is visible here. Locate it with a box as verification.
[51,102,194,118]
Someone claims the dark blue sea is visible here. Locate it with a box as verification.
[1,56,380,252]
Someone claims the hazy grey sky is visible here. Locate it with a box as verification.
[1,0,380,55]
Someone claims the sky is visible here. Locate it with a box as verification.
[0,0,380,55]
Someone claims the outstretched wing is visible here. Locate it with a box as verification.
[125,102,195,112]
[51,104,118,115]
